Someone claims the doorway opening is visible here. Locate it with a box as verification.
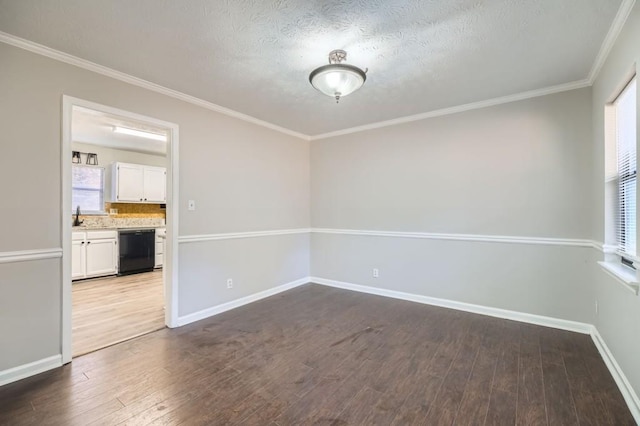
[62,97,179,362]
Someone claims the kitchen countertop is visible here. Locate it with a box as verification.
[72,225,166,232]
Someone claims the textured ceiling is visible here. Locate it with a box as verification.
[0,0,623,136]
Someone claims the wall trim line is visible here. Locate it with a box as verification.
[178,228,311,243]
[312,228,596,249]
[310,79,590,140]
[0,248,62,264]
[176,277,309,326]
[177,228,600,248]
[591,327,640,424]
[0,31,309,141]
[587,0,636,84]
[310,276,592,334]
[0,355,62,387]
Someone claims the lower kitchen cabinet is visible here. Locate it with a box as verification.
[71,235,86,279]
[155,227,166,268]
[72,230,118,280]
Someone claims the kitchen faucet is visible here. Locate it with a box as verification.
[73,205,84,227]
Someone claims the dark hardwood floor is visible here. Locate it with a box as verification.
[0,284,634,425]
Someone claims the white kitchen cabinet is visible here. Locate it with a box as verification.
[111,162,166,203]
[143,167,166,203]
[71,233,86,279]
[114,163,144,202]
[85,238,117,276]
[154,227,166,268]
[72,230,118,280]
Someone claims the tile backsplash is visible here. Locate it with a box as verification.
[105,202,165,218]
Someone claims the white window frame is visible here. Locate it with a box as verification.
[600,74,639,294]
[71,164,106,215]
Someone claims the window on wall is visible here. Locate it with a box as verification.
[72,165,105,214]
[602,74,638,291]
[614,77,637,266]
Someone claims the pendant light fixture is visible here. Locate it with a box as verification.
[309,50,367,103]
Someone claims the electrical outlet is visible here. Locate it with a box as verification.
[188,200,196,211]
[373,268,379,278]
[227,278,233,289]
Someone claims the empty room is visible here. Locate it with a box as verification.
[1,1,640,425]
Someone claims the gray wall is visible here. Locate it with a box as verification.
[311,88,595,323]
[2,5,639,405]
[591,2,640,402]
[0,42,310,371]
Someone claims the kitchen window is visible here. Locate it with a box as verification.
[72,165,105,214]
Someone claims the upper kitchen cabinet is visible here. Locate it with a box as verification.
[111,162,166,203]
[143,166,166,203]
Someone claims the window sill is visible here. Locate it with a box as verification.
[598,261,639,295]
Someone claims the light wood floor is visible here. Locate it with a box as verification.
[1,284,633,425]
[72,271,165,357]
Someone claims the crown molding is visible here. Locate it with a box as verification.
[0,31,310,141]
[310,79,591,140]
[1,0,631,144]
[588,0,636,84]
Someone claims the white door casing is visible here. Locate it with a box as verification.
[62,95,180,365]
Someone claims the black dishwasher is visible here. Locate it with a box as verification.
[118,229,155,276]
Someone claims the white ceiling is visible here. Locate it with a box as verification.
[72,106,168,156]
[0,0,624,136]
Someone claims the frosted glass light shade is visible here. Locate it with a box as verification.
[309,64,366,100]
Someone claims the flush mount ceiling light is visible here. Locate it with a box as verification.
[113,126,167,141]
[309,50,367,103]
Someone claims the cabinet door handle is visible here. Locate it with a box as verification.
[87,241,91,244]
[81,241,85,245]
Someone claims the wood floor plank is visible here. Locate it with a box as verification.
[516,342,547,425]
[454,345,499,425]
[492,323,520,395]
[423,340,478,424]
[542,357,578,425]
[0,284,634,425]
[72,270,165,356]
[485,389,518,426]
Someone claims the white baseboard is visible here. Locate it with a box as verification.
[591,328,640,423]
[310,276,592,334]
[0,355,62,387]
[310,276,640,421]
[176,277,310,326]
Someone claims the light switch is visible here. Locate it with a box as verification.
[188,200,196,211]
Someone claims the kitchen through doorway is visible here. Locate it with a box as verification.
[62,97,179,361]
